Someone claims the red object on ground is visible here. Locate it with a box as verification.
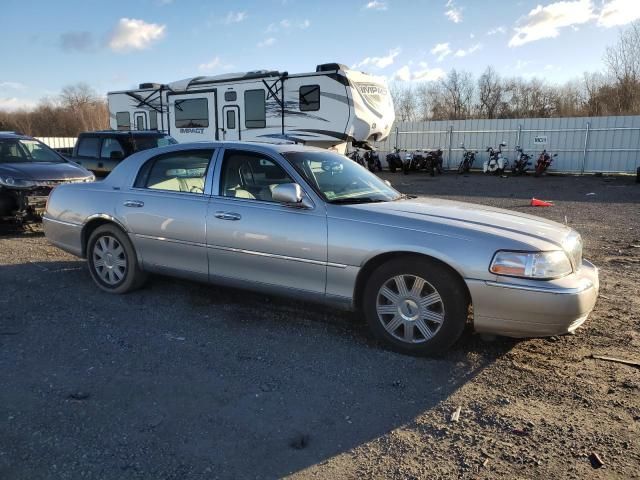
[531,198,554,207]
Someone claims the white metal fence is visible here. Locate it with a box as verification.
[36,137,77,155]
[373,115,640,173]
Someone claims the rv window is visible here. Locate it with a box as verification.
[135,115,145,131]
[149,111,158,130]
[116,112,131,131]
[77,137,100,158]
[174,98,209,128]
[244,90,266,129]
[225,91,237,102]
[226,110,236,130]
[299,85,320,111]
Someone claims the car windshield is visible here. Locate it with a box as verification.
[0,139,64,164]
[283,150,401,203]
[128,135,178,153]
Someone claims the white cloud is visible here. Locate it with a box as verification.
[108,18,166,52]
[224,11,247,24]
[598,0,640,27]
[454,43,482,57]
[487,26,506,35]
[509,0,594,47]
[430,42,452,61]
[353,48,401,69]
[0,97,37,111]
[445,0,462,23]
[198,56,234,72]
[266,18,310,33]
[364,1,387,10]
[0,82,26,90]
[394,64,445,82]
[257,37,276,48]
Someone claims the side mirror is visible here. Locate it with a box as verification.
[110,151,124,160]
[272,183,312,208]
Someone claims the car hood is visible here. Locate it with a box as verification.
[344,197,572,247]
[0,161,91,181]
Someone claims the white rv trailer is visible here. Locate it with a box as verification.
[107,63,394,152]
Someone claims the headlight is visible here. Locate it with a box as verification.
[0,176,37,188]
[490,250,573,279]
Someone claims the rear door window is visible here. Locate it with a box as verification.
[77,137,100,158]
[135,149,215,194]
[100,138,126,159]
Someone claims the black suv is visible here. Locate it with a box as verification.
[71,130,177,176]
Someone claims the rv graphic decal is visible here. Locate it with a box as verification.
[180,128,205,134]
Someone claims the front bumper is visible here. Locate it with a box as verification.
[466,259,599,338]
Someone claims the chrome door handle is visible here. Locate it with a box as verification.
[214,211,241,221]
[123,200,144,208]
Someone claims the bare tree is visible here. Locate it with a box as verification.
[439,70,474,120]
[477,67,502,119]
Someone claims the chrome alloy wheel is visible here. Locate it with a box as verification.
[92,235,127,286]
[376,274,445,344]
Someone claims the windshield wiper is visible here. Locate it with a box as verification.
[329,197,389,204]
[396,194,417,201]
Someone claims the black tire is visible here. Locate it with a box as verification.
[457,161,465,174]
[389,166,396,173]
[362,257,468,356]
[87,224,147,294]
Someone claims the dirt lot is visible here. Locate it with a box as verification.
[1,172,639,479]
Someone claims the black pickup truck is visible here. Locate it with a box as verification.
[70,130,177,176]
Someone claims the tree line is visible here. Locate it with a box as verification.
[0,84,109,137]
[2,22,640,135]
[391,22,640,122]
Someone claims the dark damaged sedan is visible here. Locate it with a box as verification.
[0,132,95,222]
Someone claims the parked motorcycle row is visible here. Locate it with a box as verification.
[348,143,558,177]
[478,142,558,176]
[384,148,444,176]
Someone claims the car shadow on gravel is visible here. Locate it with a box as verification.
[0,261,516,479]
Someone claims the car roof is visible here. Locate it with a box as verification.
[0,132,34,140]
[183,141,329,154]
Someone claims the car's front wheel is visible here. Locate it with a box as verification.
[363,257,468,356]
[87,224,147,294]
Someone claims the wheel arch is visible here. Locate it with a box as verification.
[353,251,471,312]
[81,214,130,258]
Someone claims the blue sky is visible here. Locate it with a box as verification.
[1,0,639,110]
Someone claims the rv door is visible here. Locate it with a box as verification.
[134,112,147,130]
[168,92,217,142]
[222,105,240,141]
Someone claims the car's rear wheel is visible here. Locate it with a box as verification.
[363,257,468,356]
[87,224,146,294]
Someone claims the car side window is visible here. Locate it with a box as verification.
[219,150,294,202]
[100,138,126,159]
[77,137,100,158]
[134,149,214,194]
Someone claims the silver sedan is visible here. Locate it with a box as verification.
[43,142,599,355]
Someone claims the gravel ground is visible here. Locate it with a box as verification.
[0,172,638,479]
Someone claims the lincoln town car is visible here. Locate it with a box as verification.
[43,142,599,355]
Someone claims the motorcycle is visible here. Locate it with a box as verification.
[364,149,382,172]
[483,142,508,174]
[347,149,366,167]
[534,150,557,177]
[457,143,477,174]
[511,146,532,175]
[402,149,414,174]
[386,148,403,173]
[424,148,444,176]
